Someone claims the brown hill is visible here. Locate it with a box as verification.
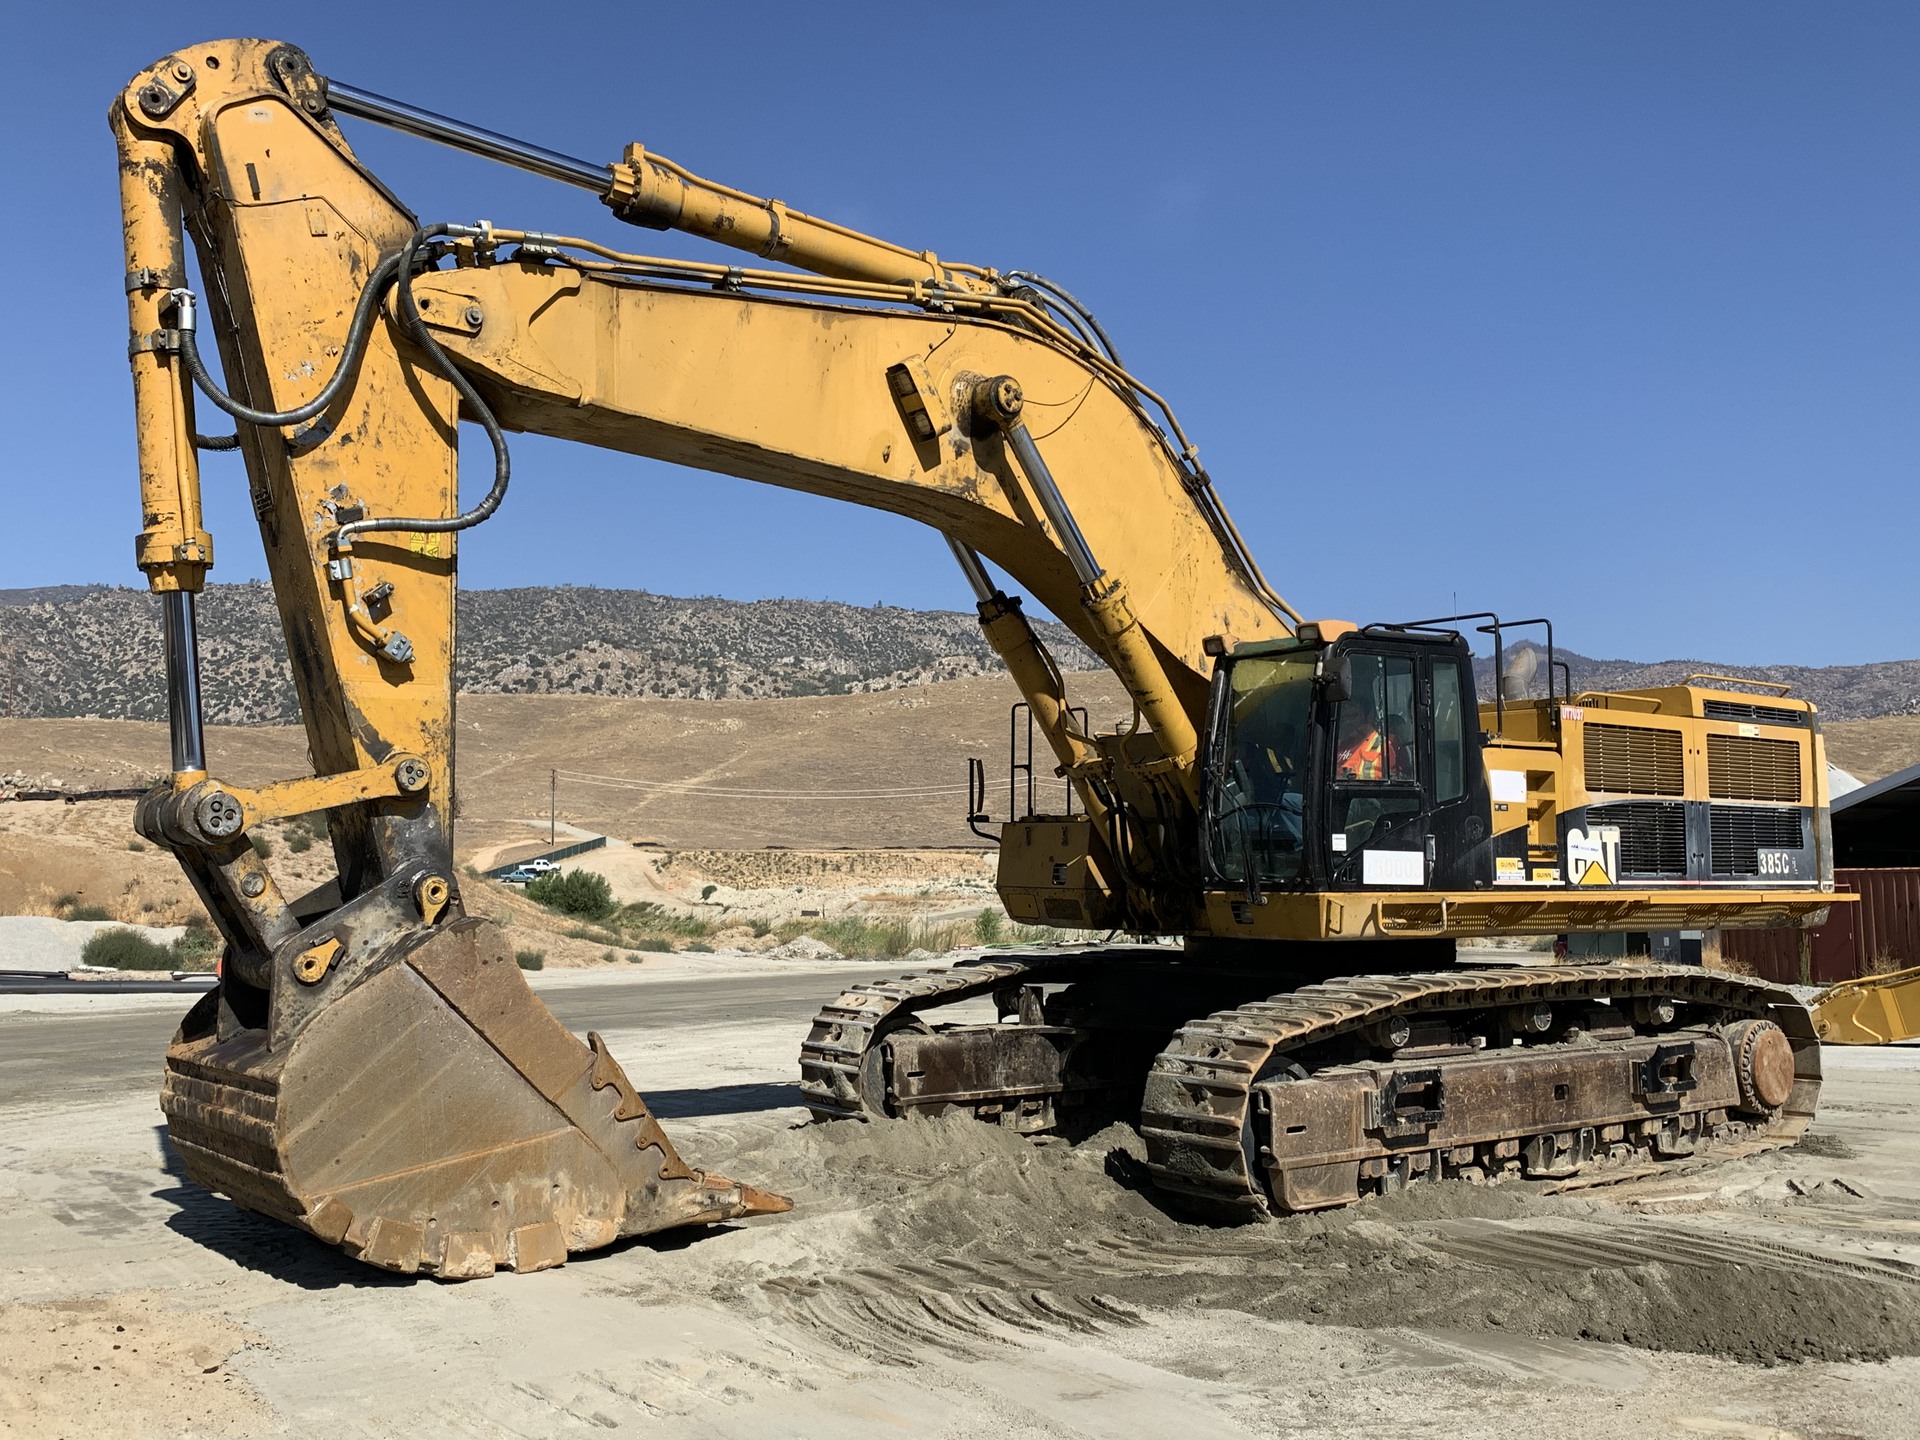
[8,584,1916,726]
[5,674,1913,855]
[0,584,1097,724]
[0,674,1135,852]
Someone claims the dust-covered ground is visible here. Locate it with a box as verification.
[2,970,1918,1438]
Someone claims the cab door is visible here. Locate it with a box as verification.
[1322,649,1430,889]
[1422,648,1492,890]
[1319,641,1492,892]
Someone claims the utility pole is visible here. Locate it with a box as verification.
[550,768,557,846]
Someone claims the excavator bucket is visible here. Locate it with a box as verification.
[161,918,788,1277]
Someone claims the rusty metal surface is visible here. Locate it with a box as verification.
[162,919,787,1277]
[1723,867,1920,984]
[1140,965,1820,1216]
[800,953,1822,1218]
[799,956,1103,1121]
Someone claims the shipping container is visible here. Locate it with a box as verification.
[1721,867,1920,985]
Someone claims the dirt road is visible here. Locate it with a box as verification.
[3,966,1918,1438]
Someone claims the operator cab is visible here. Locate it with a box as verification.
[1203,626,1493,893]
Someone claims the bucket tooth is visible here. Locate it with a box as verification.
[158,916,791,1275]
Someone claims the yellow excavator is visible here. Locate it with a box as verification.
[115,39,1842,1276]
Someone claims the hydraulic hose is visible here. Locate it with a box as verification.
[335,223,511,548]
[171,252,404,429]
[1004,270,1123,367]
[167,225,511,550]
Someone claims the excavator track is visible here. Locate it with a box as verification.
[799,954,1110,1123]
[1141,963,1821,1217]
[803,956,1821,1216]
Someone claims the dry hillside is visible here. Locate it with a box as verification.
[5,675,1914,856]
[0,673,1137,852]
[1824,714,1920,787]
[5,678,1912,956]
[0,584,1097,723]
[7,584,1916,725]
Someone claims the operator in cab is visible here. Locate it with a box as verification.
[1336,692,1410,781]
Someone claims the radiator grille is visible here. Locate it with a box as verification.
[1584,725,1685,796]
[1709,806,1804,877]
[1587,801,1688,877]
[1707,734,1803,803]
[1702,699,1806,728]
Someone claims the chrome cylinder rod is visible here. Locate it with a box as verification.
[1004,423,1102,588]
[325,80,610,192]
[162,590,207,773]
[945,537,998,604]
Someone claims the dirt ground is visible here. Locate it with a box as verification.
[1,967,1917,1439]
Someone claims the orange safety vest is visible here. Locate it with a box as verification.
[1339,730,1385,779]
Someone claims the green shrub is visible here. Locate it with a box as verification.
[67,905,112,923]
[684,941,713,953]
[81,927,174,971]
[748,917,773,938]
[169,915,220,970]
[700,884,718,901]
[53,893,79,911]
[611,900,712,940]
[632,936,673,952]
[1012,923,1066,945]
[514,948,545,970]
[249,834,273,859]
[287,832,313,854]
[773,914,972,959]
[526,868,616,921]
[974,909,1006,945]
[126,840,146,853]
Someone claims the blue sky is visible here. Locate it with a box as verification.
[4,4,1914,665]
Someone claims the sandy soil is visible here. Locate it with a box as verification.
[0,1291,271,1439]
[1,969,1917,1438]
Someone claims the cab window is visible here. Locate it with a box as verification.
[1432,661,1467,803]
[1210,651,1315,883]
[1333,654,1416,783]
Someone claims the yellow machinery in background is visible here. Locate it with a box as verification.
[1811,969,1920,1044]
[112,38,1838,1275]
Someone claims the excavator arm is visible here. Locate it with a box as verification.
[110,38,1292,1274]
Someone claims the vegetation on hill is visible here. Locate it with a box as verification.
[3,583,1915,726]
[0,583,1097,723]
